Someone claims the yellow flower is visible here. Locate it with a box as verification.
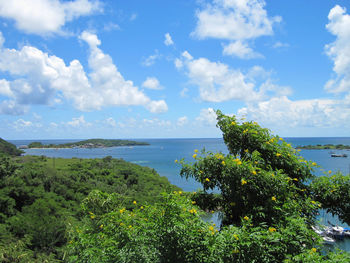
[293,178,298,181]
[174,159,178,163]
[279,138,283,141]
[243,216,249,221]
[99,224,104,229]
[179,191,182,194]
[312,162,317,166]
[193,154,197,159]
[192,201,196,204]
[128,225,132,229]
[271,196,276,201]
[140,206,144,209]
[311,200,316,204]
[189,208,197,214]
[133,200,137,205]
[268,227,276,232]
[244,149,249,153]
[233,234,239,240]
[251,170,257,175]
[209,226,214,231]
[205,178,210,182]
[311,248,317,253]
[241,179,247,185]
[328,170,332,174]
[231,121,236,125]
[222,161,226,166]
[276,153,281,157]
[194,149,198,153]
[237,160,242,165]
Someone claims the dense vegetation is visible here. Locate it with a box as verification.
[67,110,350,262]
[28,138,149,148]
[0,154,179,262]
[3,111,350,262]
[0,138,22,156]
[296,144,350,150]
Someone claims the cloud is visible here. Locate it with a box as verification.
[177,116,188,126]
[130,13,137,21]
[196,108,217,126]
[192,0,281,58]
[176,51,261,102]
[0,31,168,115]
[142,77,163,90]
[237,96,350,128]
[325,5,350,98]
[145,100,168,113]
[272,41,289,49]
[142,50,161,67]
[0,100,28,115]
[0,0,101,35]
[104,117,117,127]
[103,22,120,32]
[180,87,189,97]
[222,40,263,59]
[164,33,174,46]
[66,115,91,128]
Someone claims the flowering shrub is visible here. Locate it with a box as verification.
[67,110,350,262]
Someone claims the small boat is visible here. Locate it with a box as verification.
[322,236,336,244]
[331,153,347,157]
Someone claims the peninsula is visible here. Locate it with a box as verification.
[296,144,350,150]
[27,138,149,149]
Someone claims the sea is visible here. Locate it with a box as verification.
[9,137,350,251]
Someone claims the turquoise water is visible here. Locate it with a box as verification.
[11,138,350,190]
[10,137,350,250]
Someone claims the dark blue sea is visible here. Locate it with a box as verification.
[10,137,350,251]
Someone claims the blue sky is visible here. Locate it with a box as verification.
[0,0,350,139]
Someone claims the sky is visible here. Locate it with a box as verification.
[0,0,350,139]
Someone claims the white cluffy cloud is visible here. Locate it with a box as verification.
[238,96,350,129]
[222,41,263,59]
[175,51,288,103]
[192,0,281,59]
[196,108,217,126]
[0,31,168,115]
[0,0,101,35]
[325,5,350,101]
[142,77,163,90]
[164,33,174,46]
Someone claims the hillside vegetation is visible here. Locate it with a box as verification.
[28,138,149,148]
[0,138,22,156]
[296,144,350,150]
[0,154,179,262]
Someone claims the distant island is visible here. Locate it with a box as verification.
[296,144,350,150]
[27,138,149,149]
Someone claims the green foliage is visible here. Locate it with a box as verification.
[0,138,23,156]
[0,155,179,261]
[180,110,318,227]
[27,142,44,148]
[311,172,350,224]
[27,139,149,148]
[297,144,350,150]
